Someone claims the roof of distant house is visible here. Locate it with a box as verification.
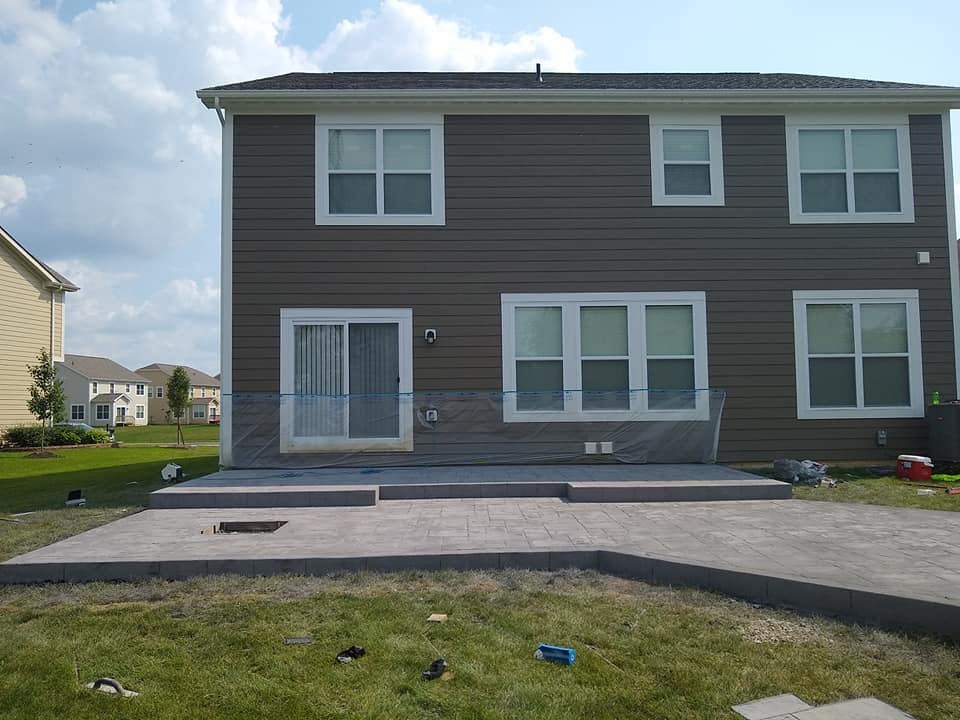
[0,224,79,291]
[137,363,221,387]
[60,355,147,383]
[91,393,127,403]
[200,71,958,94]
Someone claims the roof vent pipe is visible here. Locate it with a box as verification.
[536,63,542,83]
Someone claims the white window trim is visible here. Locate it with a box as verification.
[70,404,85,421]
[136,383,145,396]
[315,113,445,226]
[785,117,915,224]
[650,114,724,206]
[156,386,163,398]
[95,404,110,420]
[501,292,709,423]
[279,307,414,452]
[135,404,145,419]
[192,405,206,419]
[793,289,924,419]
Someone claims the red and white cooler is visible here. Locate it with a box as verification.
[896,454,934,482]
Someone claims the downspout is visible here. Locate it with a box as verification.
[49,289,55,360]
[214,96,225,127]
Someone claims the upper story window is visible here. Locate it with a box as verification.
[109,383,115,393]
[136,383,145,396]
[315,115,445,226]
[650,115,724,206]
[786,117,914,224]
[156,386,163,399]
[91,381,98,394]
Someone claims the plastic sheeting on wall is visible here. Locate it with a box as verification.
[225,389,726,469]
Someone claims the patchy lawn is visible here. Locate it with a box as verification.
[0,447,219,560]
[792,475,960,512]
[0,571,956,720]
[114,424,219,444]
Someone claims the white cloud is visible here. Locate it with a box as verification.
[57,258,220,374]
[0,0,581,370]
[0,175,27,213]
[318,0,581,71]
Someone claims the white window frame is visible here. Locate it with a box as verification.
[793,289,924,419]
[95,404,110,421]
[501,292,709,423]
[279,308,414,452]
[70,404,85,421]
[192,405,206,419]
[156,386,163,398]
[135,404,145,419]
[315,113,445,226]
[650,114,724,206]
[109,383,115,393]
[91,381,98,394]
[136,383,145,396]
[785,115,915,224]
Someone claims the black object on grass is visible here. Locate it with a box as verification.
[421,658,448,680]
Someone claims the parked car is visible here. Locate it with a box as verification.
[57,421,94,432]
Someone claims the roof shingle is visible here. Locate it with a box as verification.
[60,355,148,383]
[200,71,954,94]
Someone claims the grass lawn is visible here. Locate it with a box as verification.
[0,446,219,560]
[0,571,957,720]
[113,424,220,444]
[792,475,960,512]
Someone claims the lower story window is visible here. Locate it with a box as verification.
[501,292,709,422]
[279,308,414,452]
[71,404,85,421]
[136,405,145,419]
[96,404,110,420]
[192,405,206,419]
[793,290,923,419]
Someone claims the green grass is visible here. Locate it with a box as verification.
[0,571,956,720]
[113,424,220,444]
[792,475,960,512]
[0,446,220,560]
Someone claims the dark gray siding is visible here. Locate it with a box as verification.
[232,113,955,463]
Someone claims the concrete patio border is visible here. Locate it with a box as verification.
[3,548,958,640]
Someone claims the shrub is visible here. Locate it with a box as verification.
[1,425,111,448]
[82,428,110,444]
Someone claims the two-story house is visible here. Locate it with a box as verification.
[198,71,960,468]
[0,225,78,430]
[57,355,150,427]
[136,364,221,424]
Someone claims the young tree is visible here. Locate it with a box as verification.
[26,349,66,454]
[166,366,191,446]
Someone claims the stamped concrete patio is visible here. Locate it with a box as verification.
[4,497,959,638]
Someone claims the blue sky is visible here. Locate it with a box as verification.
[2,0,958,374]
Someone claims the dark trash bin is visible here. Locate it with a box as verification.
[927,402,960,461]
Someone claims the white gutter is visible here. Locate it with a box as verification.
[198,87,960,109]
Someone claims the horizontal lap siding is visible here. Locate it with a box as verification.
[232,113,954,464]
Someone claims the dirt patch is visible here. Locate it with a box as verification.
[740,615,830,644]
[24,451,60,459]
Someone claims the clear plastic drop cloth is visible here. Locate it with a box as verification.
[225,389,726,469]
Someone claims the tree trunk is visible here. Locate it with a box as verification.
[177,416,184,446]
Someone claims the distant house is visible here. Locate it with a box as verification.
[136,364,221,424]
[0,225,78,430]
[56,355,151,427]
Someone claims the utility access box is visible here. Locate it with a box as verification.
[927,403,960,461]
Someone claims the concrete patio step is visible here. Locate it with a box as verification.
[150,477,789,508]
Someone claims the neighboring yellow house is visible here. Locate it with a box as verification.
[0,225,79,430]
[136,363,220,424]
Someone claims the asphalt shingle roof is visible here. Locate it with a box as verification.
[200,71,953,94]
[61,355,148,383]
[137,364,221,388]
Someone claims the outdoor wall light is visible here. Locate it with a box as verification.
[424,328,438,344]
